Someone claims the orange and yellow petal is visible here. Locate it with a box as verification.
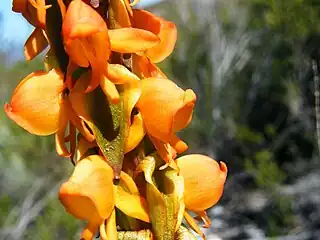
[132,55,167,79]
[12,0,27,13]
[114,185,150,223]
[81,221,100,240]
[24,27,48,61]
[4,69,65,136]
[69,71,92,122]
[100,76,120,103]
[108,0,132,28]
[109,28,160,53]
[149,136,177,169]
[183,211,206,239]
[28,0,48,29]
[106,208,117,239]
[106,64,140,84]
[62,0,104,41]
[75,135,97,162]
[136,78,196,143]
[132,9,177,63]
[55,98,71,157]
[62,0,111,89]
[176,154,228,212]
[125,112,146,153]
[59,155,115,222]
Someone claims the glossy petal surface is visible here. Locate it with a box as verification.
[5,69,64,135]
[177,154,228,211]
[133,9,177,63]
[136,78,196,143]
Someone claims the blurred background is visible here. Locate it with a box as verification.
[1,0,320,239]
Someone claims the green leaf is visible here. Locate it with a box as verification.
[137,154,185,240]
[86,86,127,178]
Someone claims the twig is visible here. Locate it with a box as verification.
[1,180,63,240]
[312,59,320,155]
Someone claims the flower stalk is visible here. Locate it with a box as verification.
[6,0,228,239]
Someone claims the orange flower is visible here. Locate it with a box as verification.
[69,69,145,156]
[176,154,227,230]
[13,0,50,60]
[136,78,196,165]
[132,54,167,79]
[177,154,227,211]
[108,0,132,28]
[59,155,150,240]
[62,0,111,93]
[63,0,160,102]
[132,9,177,63]
[12,0,48,29]
[4,69,65,135]
[4,69,93,158]
[59,155,115,240]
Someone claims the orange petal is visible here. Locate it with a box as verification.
[122,75,143,153]
[168,134,188,154]
[59,155,115,222]
[12,0,27,13]
[63,0,103,41]
[106,208,117,239]
[184,211,206,239]
[68,122,77,161]
[172,89,197,132]
[16,1,38,28]
[136,78,196,142]
[76,135,97,162]
[124,0,133,16]
[125,112,146,153]
[62,0,110,77]
[64,96,95,142]
[99,222,108,240]
[81,221,100,240]
[65,60,79,90]
[55,97,71,157]
[194,210,211,228]
[100,76,120,104]
[176,155,228,211]
[109,28,160,53]
[28,0,47,29]
[106,64,140,84]
[149,136,177,169]
[57,0,66,18]
[24,27,48,60]
[132,9,177,63]
[69,71,92,121]
[119,170,139,194]
[132,55,167,79]
[63,39,90,68]
[114,185,150,223]
[4,69,64,136]
[109,0,132,28]
[68,74,98,142]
